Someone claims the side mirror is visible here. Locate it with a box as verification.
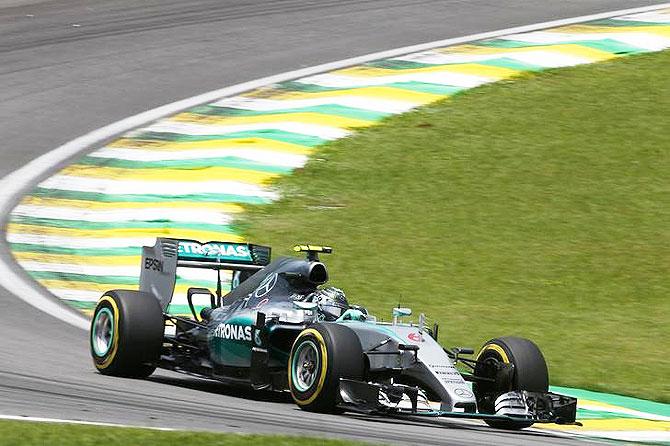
[392,307,412,318]
[186,287,215,322]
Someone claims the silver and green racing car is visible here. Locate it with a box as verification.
[90,238,578,430]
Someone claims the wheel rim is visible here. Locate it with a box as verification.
[292,340,320,392]
[92,307,114,357]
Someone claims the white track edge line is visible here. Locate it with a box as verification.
[0,2,668,331]
[0,414,175,431]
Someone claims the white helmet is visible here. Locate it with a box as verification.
[307,287,349,321]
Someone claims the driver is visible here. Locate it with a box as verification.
[305,287,349,321]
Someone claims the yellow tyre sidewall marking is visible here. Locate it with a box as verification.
[477,343,510,364]
[94,295,120,370]
[289,328,328,406]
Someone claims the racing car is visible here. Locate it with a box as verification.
[90,238,578,429]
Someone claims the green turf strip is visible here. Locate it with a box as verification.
[590,18,669,27]
[29,189,273,205]
[10,216,235,234]
[9,243,141,257]
[69,301,223,315]
[579,39,652,55]
[27,271,139,285]
[273,80,463,96]
[476,38,646,54]
[573,409,639,420]
[241,51,670,402]
[131,130,324,147]
[166,303,212,315]
[78,156,293,174]
[63,300,215,313]
[188,104,389,122]
[273,81,336,92]
[552,386,670,417]
[477,57,544,71]
[365,59,434,70]
[385,82,464,95]
[27,271,218,290]
[475,39,551,48]
[0,420,367,446]
[367,57,544,73]
[63,300,97,310]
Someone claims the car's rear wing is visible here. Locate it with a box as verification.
[140,238,271,310]
[176,239,271,270]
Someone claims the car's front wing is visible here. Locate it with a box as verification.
[338,379,579,426]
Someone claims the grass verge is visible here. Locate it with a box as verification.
[240,51,670,402]
[0,420,369,446]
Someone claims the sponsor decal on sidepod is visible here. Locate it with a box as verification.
[214,324,252,342]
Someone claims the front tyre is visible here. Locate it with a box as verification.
[90,290,164,378]
[473,336,548,430]
[288,323,364,413]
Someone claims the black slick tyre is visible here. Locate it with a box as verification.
[90,290,164,378]
[288,323,364,413]
[473,336,548,430]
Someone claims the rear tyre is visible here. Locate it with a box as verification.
[90,290,164,378]
[473,336,548,430]
[288,323,364,413]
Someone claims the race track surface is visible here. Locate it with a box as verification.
[0,1,662,444]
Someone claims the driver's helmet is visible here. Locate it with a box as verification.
[307,287,349,321]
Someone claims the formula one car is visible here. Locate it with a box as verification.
[90,238,578,429]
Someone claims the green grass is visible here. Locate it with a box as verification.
[240,51,670,403]
[0,420,369,446]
